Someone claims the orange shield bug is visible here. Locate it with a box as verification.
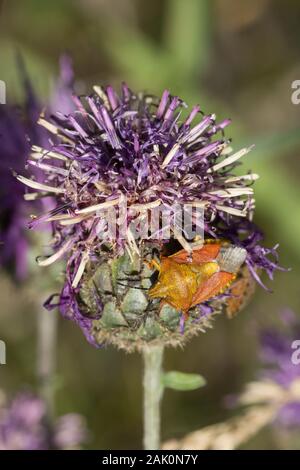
[148,241,247,319]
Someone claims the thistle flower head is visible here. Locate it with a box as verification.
[0,391,88,450]
[20,84,282,349]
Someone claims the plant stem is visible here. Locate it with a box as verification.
[142,344,164,450]
[37,309,57,417]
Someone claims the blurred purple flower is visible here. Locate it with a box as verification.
[0,102,35,280]
[260,309,300,427]
[0,56,74,281]
[53,413,88,449]
[0,392,88,450]
[50,55,76,116]
[277,402,300,427]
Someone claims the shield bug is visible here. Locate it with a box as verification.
[148,241,247,319]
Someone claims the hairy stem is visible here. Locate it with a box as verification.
[37,309,57,417]
[142,344,164,450]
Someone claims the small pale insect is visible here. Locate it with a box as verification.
[148,241,247,319]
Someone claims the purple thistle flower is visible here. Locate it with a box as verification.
[260,309,300,428]
[0,57,74,281]
[0,392,88,450]
[260,309,300,387]
[276,402,300,428]
[215,219,285,291]
[19,84,282,347]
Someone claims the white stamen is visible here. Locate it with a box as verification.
[220,145,233,156]
[38,118,59,135]
[38,118,74,144]
[28,160,69,177]
[93,85,110,109]
[208,146,254,173]
[126,228,140,256]
[31,146,69,162]
[161,143,180,169]
[60,215,90,225]
[24,192,42,201]
[46,214,73,222]
[208,188,254,197]
[225,173,259,183]
[75,198,120,214]
[125,243,135,263]
[72,251,90,288]
[17,175,64,194]
[94,181,109,192]
[215,204,247,217]
[38,239,73,267]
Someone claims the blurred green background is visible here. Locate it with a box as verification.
[0,0,300,449]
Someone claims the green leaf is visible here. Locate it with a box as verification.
[162,371,206,391]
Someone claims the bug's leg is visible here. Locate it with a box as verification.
[144,259,161,272]
[177,310,189,334]
[191,271,235,307]
[182,310,189,321]
[169,243,221,264]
